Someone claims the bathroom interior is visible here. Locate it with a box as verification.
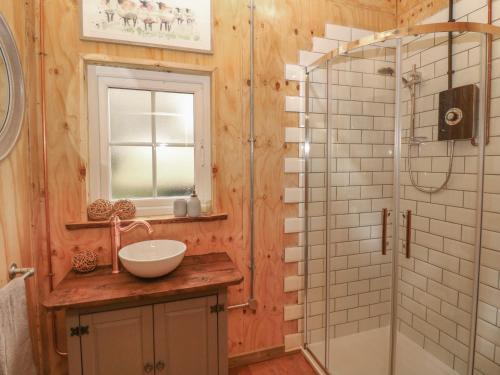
[2,0,500,374]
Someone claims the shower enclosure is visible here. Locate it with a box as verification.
[302,22,498,375]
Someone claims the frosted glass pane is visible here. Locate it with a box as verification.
[111,146,153,199]
[109,88,152,143]
[155,92,194,144]
[157,147,194,197]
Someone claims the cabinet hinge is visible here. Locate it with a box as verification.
[210,304,225,313]
[70,325,90,337]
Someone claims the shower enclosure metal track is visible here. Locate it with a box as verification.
[305,22,500,73]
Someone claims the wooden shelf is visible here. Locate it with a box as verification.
[65,213,228,231]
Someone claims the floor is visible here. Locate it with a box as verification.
[229,352,317,375]
[309,327,460,375]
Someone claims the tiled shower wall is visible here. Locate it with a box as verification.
[283,24,398,348]
[284,3,500,375]
[327,42,396,338]
[397,1,500,374]
[397,20,482,375]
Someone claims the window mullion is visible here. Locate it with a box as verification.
[151,91,158,198]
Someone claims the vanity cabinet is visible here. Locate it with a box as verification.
[68,295,223,375]
[79,306,154,375]
[43,254,242,375]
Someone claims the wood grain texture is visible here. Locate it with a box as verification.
[43,252,243,310]
[1,1,396,373]
[397,0,448,26]
[228,351,317,375]
[0,0,45,371]
[229,345,286,368]
[65,213,229,230]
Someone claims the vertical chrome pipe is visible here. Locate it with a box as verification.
[467,32,488,375]
[448,0,454,90]
[486,0,492,145]
[389,39,403,375]
[227,0,257,312]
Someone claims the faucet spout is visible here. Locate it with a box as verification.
[121,220,154,235]
[110,213,154,274]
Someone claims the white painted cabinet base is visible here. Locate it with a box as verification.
[66,291,228,375]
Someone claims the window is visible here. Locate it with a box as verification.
[87,65,211,216]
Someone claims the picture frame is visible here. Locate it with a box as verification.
[80,0,213,54]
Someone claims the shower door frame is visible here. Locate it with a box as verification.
[302,21,500,375]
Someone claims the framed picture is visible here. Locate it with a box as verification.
[81,0,213,53]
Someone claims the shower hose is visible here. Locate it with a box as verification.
[407,139,455,194]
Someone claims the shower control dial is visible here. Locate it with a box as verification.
[444,108,463,126]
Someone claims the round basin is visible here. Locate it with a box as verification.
[119,240,187,278]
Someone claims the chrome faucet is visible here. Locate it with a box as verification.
[110,212,154,274]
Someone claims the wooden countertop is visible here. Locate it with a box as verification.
[43,252,243,311]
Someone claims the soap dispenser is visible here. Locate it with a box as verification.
[187,186,201,218]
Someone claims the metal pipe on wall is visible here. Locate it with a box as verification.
[448,0,454,90]
[227,0,257,312]
[39,0,68,357]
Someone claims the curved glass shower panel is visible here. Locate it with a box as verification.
[395,30,485,375]
[326,39,397,375]
[304,61,329,369]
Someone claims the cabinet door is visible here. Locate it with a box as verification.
[80,306,155,375]
[154,296,218,375]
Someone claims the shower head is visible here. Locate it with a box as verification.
[377,67,395,76]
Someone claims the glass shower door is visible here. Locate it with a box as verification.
[325,40,396,375]
[304,61,329,370]
[394,30,486,375]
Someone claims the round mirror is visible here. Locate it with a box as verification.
[0,49,9,132]
[0,13,24,161]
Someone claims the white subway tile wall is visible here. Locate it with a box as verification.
[395,3,487,371]
[283,2,500,373]
[328,42,396,339]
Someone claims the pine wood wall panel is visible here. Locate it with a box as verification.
[0,0,396,373]
[397,0,448,26]
[0,0,43,370]
[0,0,32,287]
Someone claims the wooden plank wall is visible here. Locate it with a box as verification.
[397,0,449,26]
[2,0,396,374]
[0,0,44,369]
[0,1,34,291]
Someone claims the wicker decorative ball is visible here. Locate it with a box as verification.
[72,250,98,273]
[87,199,113,221]
[113,199,136,219]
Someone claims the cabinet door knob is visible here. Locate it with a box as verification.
[144,363,154,373]
[156,361,166,371]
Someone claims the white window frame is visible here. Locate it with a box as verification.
[87,65,212,216]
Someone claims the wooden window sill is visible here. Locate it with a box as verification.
[65,213,228,231]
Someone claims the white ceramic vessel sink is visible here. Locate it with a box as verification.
[119,240,187,278]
